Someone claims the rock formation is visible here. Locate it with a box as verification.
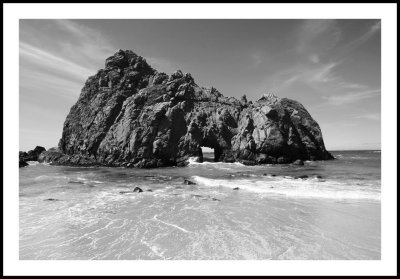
[19,158,29,168]
[38,49,333,168]
[19,146,46,167]
[20,146,46,161]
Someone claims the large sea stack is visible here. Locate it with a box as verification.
[39,49,334,168]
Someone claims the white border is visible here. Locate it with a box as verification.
[4,3,397,276]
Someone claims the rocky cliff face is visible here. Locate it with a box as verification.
[40,49,333,167]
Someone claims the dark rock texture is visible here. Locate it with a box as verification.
[295,175,309,179]
[38,147,98,166]
[19,146,46,167]
[20,146,46,161]
[19,159,29,168]
[183,179,196,185]
[41,49,333,167]
[19,151,29,167]
[292,159,305,166]
[133,187,143,193]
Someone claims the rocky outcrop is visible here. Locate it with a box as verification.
[20,146,46,161]
[292,159,305,166]
[38,147,98,166]
[42,49,333,168]
[19,151,29,168]
[19,159,29,168]
[19,146,46,167]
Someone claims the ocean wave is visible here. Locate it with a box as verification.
[188,157,245,170]
[76,177,88,181]
[89,180,105,184]
[334,155,373,160]
[34,175,53,180]
[191,176,380,201]
[187,157,202,164]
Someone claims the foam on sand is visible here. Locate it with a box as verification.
[187,157,245,170]
[191,176,380,201]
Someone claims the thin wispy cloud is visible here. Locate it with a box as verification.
[355,113,381,121]
[264,19,381,116]
[308,54,320,64]
[303,61,370,91]
[21,19,115,69]
[53,19,92,39]
[53,20,184,76]
[337,20,381,57]
[20,42,94,82]
[309,62,339,83]
[20,68,83,99]
[19,19,121,104]
[296,19,342,63]
[271,62,341,91]
[251,53,264,67]
[322,89,381,105]
[50,19,116,69]
[336,82,368,90]
[261,20,343,94]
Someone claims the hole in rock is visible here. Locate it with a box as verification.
[201,147,215,162]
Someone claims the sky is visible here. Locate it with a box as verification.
[19,19,381,151]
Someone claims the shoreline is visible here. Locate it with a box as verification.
[19,150,381,260]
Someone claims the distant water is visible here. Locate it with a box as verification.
[19,150,381,260]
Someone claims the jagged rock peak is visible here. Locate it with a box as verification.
[103,49,155,75]
[258,92,280,104]
[240,94,248,104]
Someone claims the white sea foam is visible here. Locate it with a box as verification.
[187,157,202,164]
[191,176,380,201]
[188,157,245,170]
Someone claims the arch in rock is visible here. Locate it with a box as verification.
[41,50,334,168]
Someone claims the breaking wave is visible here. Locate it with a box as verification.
[187,157,245,170]
[191,175,380,201]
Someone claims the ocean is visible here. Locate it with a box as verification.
[19,150,381,260]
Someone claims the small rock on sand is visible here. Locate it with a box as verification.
[294,175,308,179]
[183,179,196,185]
[68,181,84,184]
[133,187,143,193]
